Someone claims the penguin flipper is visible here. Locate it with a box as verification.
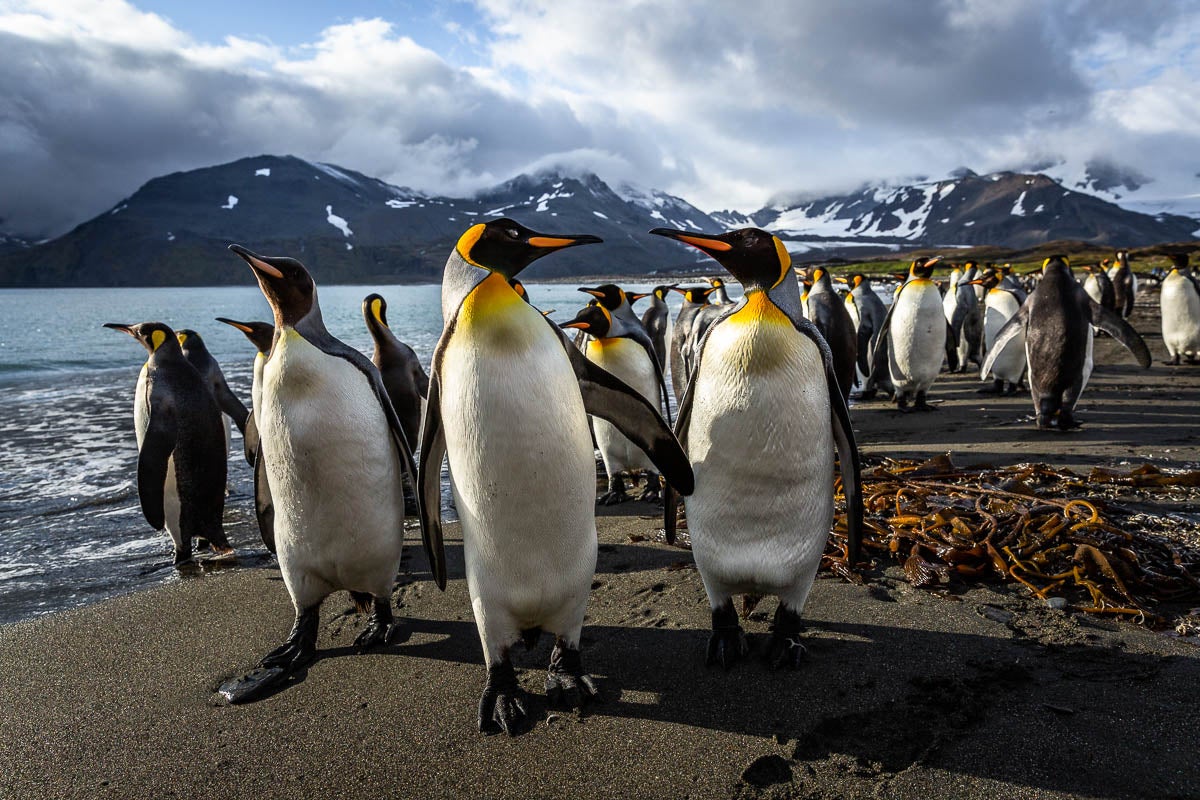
[416,370,449,590]
[253,444,276,555]
[137,407,177,531]
[945,321,960,372]
[549,321,694,495]
[1089,301,1153,368]
[242,410,260,467]
[214,377,249,434]
[868,302,896,385]
[979,310,1028,379]
[855,321,874,376]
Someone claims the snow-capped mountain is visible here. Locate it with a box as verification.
[1034,158,1200,221]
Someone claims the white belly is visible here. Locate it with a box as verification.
[440,299,597,631]
[888,281,945,393]
[251,352,264,413]
[984,291,1025,383]
[259,331,406,605]
[586,337,658,476]
[1161,275,1200,357]
[684,310,834,607]
[1083,275,1103,305]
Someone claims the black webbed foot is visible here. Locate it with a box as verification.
[639,475,664,504]
[706,600,748,671]
[545,639,601,710]
[975,379,1004,395]
[478,659,528,736]
[598,475,631,506]
[217,604,320,704]
[354,596,406,651]
[913,391,936,412]
[766,604,808,670]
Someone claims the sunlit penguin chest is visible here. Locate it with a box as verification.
[586,337,657,472]
[1162,274,1200,350]
[688,297,833,520]
[889,280,945,382]
[259,331,402,542]
[440,276,594,512]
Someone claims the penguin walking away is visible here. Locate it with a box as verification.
[1108,251,1137,318]
[669,286,720,403]
[649,226,862,671]
[104,322,230,564]
[982,255,1151,430]
[176,329,249,459]
[1160,253,1200,365]
[419,219,693,735]
[631,284,676,371]
[563,300,671,504]
[973,269,1026,395]
[803,267,857,400]
[362,293,430,449]
[1081,264,1116,311]
[214,317,273,465]
[216,245,435,705]
[837,274,889,399]
[944,261,984,372]
[870,257,957,411]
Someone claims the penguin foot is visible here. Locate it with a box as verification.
[765,605,808,671]
[913,392,936,412]
[975,380,1004,395]
[598,490,632,506]
[478,660,528,737]
[217,605,320,704]
[639,477,664,505]
[354,596,406,651]
[706,601,748,671]
[545,640,601,710]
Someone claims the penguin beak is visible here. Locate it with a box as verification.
[103,323,135,336]
[215,317,253,334]
[649,228,733,256]
[527,233,602,250]
[628,292,649,302]
[229,244,284,279]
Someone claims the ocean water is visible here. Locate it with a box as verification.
[0,281,703,624]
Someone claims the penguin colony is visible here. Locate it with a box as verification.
[103,221,1190,734]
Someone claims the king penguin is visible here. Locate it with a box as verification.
[1160,253,1200,365]
[1108,250,1138,318]
[802,267,857,401]
[973,268,1026,395]
[176,329,249,458]
[669,285,719,403]
[632,284,676,371]
[943,261,983,372]
[870,257,956,411]
[982,256,1152,430]
[362,293,430,449]
[104,322,231,564]
[418,218,693,735]
[649,226,862,670]
[563,299,671,504]
[708,276,733,305]
[1081,264,1116,312]
[214,317,273,465]
[216,245,434,704]
[836,273,888,399]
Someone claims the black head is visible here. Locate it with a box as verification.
[653,284,677,300]
[560,304,612,337]
[909,256,942,279]
[174,328,208,354]
[1042,254,1070,275]
[650,227,789,291]
[104,321,182,357]
[228,244,316,328]
[627,291,651,305]
[1169,252,1190,270]
[456,218,602,279]
[215,318,275,353]
[672,286,719,304]
[362,293,391,330]
[578,283,626,310]
[508,279,532,304]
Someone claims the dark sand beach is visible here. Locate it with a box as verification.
[2,302,1198,800]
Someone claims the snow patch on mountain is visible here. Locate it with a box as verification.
[221,195,238,210]
[325,205,352,237]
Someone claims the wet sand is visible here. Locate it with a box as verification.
[2,302,1198,800]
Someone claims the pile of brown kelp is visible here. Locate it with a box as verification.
[665,455,1200,629]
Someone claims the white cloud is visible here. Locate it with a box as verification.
[0,0,1197,236]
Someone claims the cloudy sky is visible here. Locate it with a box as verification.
[2,0,1198,237]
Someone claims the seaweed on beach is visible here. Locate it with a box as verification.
[662,454,1200,630]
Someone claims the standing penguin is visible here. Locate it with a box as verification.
[649,226,862,670]
[837,273,889,399]
[1160,253,1200,365]
[1081,264,1116,311]
[563,303,669,503]
[870,257,956,411]
[707,276,733,305]
[418,219,692,735]
[669,286,719,403]
[1109,251,1137,318]
[974,269,1026,395]
[215,316,276,552]
[632,284,675,371]
[578,284,672,420]
[803,267,857,401]
[176,329,249,457]
[362,293,430,449]
[944,261,984,372]
[982,255,1152,430]
[216,246,433,704]
[103,322,230,564]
